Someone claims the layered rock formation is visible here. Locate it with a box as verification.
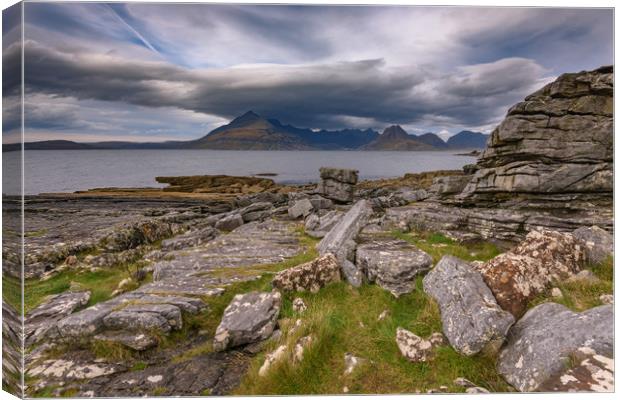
[385,66,613,242]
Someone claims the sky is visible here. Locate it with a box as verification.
[2,2,614,143]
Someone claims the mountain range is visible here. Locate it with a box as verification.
[3,111,488,152]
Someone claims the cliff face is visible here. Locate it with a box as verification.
[459,66,613,207]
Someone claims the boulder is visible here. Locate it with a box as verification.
[317,167,359,203]
[288,198,314,219]
[292,298,307,314]
[213,291,281,351]
[572,225,613,265]
[317,200,372,258]
[498,303,613,392]
[395,328,436,362]
[475,229,585,317]
[305,210,344,238]
[272,254,341,293]
[340,259,363,288]
[103,304,182,334]
[430,175,471,196]
[423,256,515,356]
[536,348,613,392]
[356,239,432,297]
[215,213,244,231]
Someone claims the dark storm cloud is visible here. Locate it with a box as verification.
[20,40,548,130]
[12,3,614,140]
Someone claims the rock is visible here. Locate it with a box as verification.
[288,198,314,219]
[428,332,446,346]
[550,287,563,298]
[25,291,91,346]
[453,377,476,388]
[317,199,372,259]
[103,219,173,252]
[566,269,600,284]
[599,294,613,305]
[572,225,613,265]
[292,298,307,314]
[258,345,287,377]
[288,319,302,335]
[356,239,432,297]
[393,188,428,203]
[161,227,217,251]
[27,359,125,380]
[458,66,612,207]
[536,347,614,392]
[215,214,244,231]
[474,229,585,317]
[305,210,344,238]
[466,387,491,394]
[94,331,158,351]
[239,202,273,222]
[498,303,613,392]
[292,335,313,363]
[213,291,281,351]
[423,256,515,356]
[377,310,390,321]
[103,304,182,334]
[340,260,363,288]
[344,353,366,375]
[396,328,439,362]
[317,167,359,203]
[430,175,471,196]
[272,254,341,293]
[65,255,78,266]
[111,278,135,296]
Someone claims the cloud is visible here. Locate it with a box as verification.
[19,40,552,133]
[6,3,612,141]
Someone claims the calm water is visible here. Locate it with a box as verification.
[2,150,476,195]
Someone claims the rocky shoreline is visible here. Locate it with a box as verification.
[2,66,614,396]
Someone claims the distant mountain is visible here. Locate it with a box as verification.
[361,125,434,151]
[191,111,379,150]
[446,130,489,149]
[3,112,489,152]
[416,132,448,149]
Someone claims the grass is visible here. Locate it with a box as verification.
[2,274,22,311]
[391,230,501,263]
[529,256,614,312]
[23,260,148,314]
[235,279,513,395]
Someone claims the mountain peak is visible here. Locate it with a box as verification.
[381,125,409,139]
[232,110,262,124]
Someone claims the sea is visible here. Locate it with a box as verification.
[2,150,476,195]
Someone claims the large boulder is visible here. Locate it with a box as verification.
[356,239,432,297]
[498,303,613,392]
[317,200,372,257]
[536,348,613,392]
[423,256,515,356]
[288,198,314,219]
[317,167,359,203]
[213,291,281,351]
[430,175,471,196]
[458,66,612,205]
[474,229,585,317]
[271,254,341,293]
[572,225,613,265]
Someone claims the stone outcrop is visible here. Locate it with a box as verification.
[395,328,444,362]
[536,348,614,392]
[213,291,281,351]
[304,210,344,238]
[572,225,613,265]
[459,66,612,207]
[317,167,358,203]
[356,238,432,297]
[474,229,584,317]
[317,200,372,259]
[423,256,515,356]
[272,254,341,293]
[498,303,613,392]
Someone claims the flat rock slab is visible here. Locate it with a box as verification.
[94,331,158,351]
[28,358,125,380]
[272,254,341,293]
[423,255,515,356]
[357,239,432,297]
[475,229,585,317]
[498,302,613,392]
[213,291,281,351]
[25,291,90,346]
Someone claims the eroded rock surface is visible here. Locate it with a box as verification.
[213,291,281,351]
[272,254,341,293]
[357,238,432,297]
[317,167,358,203]
[423,256,515,356]
[572,225,613,265]
[498,303,613,392]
